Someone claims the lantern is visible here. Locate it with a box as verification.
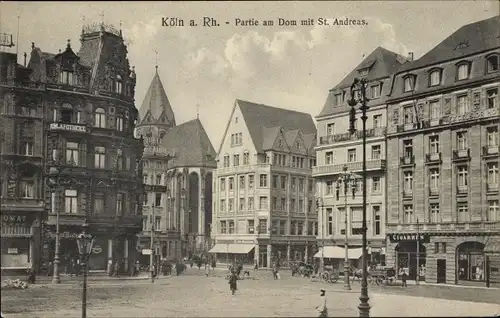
[76,224,95,257]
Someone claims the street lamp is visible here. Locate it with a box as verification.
[150,198,156,283]
[315,197,324,275]
[48,167,62,284]
[335,164,358,291]
[347,77,371,317]
[76,223,94,318]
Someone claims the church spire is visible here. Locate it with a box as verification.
[155,50,158,73]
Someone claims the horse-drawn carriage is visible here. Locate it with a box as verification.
[320,265,340,283]
[351,266,397,285]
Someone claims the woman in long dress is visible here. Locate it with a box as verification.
[228,272,238,295]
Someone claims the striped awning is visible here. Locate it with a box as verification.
[209,244,255,254]
[314,246,363,259]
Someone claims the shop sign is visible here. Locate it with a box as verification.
[388,233,430,243]
[46,231,80,239]
[2,215,28,223]
[234,240,254,244]
[7,248,18,254]
[92,245,103,254]
[449,108,498,124]
[49,123,87,133]
[144,146,170,155]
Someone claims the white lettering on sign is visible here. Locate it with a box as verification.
[390,234,425,242]
[2,215,27,223]
[47,231,80,239]
[144,146,171,155]
[49,123,87,133]
[449,108,498,124]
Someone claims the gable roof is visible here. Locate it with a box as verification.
[138,68,176,127]
[236,99,316,153]
[261,126,282,150]
[398,15,500,72]
[159,118,216,168]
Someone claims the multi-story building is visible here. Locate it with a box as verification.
[1,36,46,274]
[385,16,499,286]
[211,99,317,268]
[314,47,408,270]
[26,23,143,273]
[135,67,216,261]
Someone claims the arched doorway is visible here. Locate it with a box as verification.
[456,241,485,283]
[395,242,427,280]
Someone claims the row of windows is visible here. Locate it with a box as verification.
[50,190,131,215]
[326,114,383,136]
[402,55,499,93]
[220,196,314,213]
[219,175,315,192]
[325,176,382,195]
[333,83,383,107]
[53,142,131,170]
[401,163,498,193]
[400,88,498,123]
[324,145,382,165]
[53,107,130,132]
[59,71,133,96]
[401,126,499,158]
[219,219,318,236]
[402,200,499,223]
[324,205,382,236]
[222,152,250,167]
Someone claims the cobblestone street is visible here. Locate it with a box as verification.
[2,270,499,317]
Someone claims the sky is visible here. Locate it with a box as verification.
[0,1,497,149]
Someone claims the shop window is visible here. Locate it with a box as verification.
[457,241,485,282]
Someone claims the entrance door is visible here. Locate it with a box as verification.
[259,252,267,268]
[437,259,446,284]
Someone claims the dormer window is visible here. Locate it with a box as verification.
[59,70,75,85]
[429,69,442,87]
[486,54,499,73]
[334,93,342,106]
[358,68,369,77]
[403,75,416,92]
[456,61,471,81]
[370,84,381,99]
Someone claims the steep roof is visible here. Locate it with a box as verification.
[236,99,316,153]
[138,68,176,127]
[398,15,500,72]
[160,118,216,168]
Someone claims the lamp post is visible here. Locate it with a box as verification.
[76,223,94,318]
[181,188,187,258]
[335,165,358,291]
[315,197,324,275]
[48,167,62,284]
[347,77,371,317]
[416,217,420,285]
[150,198,155,283]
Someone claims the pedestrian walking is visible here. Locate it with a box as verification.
[211,258,216,270]
[228,272,238,295]
[113,261,120,277]
[315,289,328,317]
[254,260,258,271]
[47,261,53,277]
[205,263,210,277]
[107,260,113,277]
[399,268,408,287]
[26,266,36,284]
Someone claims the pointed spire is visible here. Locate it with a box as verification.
[155,50,159,72]
[67,39,71,49]
[197,104,200,119]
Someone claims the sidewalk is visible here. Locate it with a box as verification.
[1,272,172,284]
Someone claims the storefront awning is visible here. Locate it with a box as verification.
[314,246,363,259]
[208,244,255,254]
[368,247,386,255]
[484,240,500,255]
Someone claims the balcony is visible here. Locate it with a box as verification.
[312,159,386,177]
[487,183,499,193]
[402,189,413,199]
[217,163,270,176]
[0,197,44,211]
[482,145,499,157]
[318,127,386,146]
[456,185,468,195]
[425,152,442,164]
[397,123,419,133]
[452,149,470,161]
[428,188,439,197]
[400,155,415,167]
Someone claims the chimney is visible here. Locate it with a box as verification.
[408,52,414,61]
[31,42,35,50]
[23,52,27,66]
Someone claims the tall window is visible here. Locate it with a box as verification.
[156,174,162,185]
[403,204,414,223]
[271,197,277,210]
[429,101,441,119]
[325,151,334,165]
[298,199,304,212]
[326,181,334,195]
[347,149,356,162]
[429,70,441,86]
[457,63,469,80]
[220,178,226,191]
[290,198,296,212]
[488,200,499,221]
[429,135,440,154]
[229,177,234,191]
[94,108,106,128]
[487,163,498,187]
[371,145,381,160]
[239,176,245,189]
[403,77,415,92]
[248,175,254,189]
[457,203,468,222]
[154,217,161,231]
[327,123,335,135]
[243,152,250,165]
[116,116,124,131]
[155,193,162,207]
[429,168,440,190]
[280,176,287,189]
[371,85,381,99]
[259,196,268,210]
[457,131,467,150]
[94,193,104,215]
[404,171,413,193]
[291,177,296,190]
[94,146,106,169]
[228,198,234,211]
[280,198,286,210]
[223,155,230,167]
[66,142,79,165]
[403,139,413,158]
[247,220,255,234]
[487,55,499,73]
[233,154,240,166]
[220,221,227,234]
[403,106,413,124]
[220,200,226,212]
[334,93,342,106]
[457,95,469,115]
[116,193,124,215]
[59,70,74,85]
[64,189,78,213]
[298,178,305,192]
[372,176,381,193]
[430,204,440,223]
[373,206,381,235]
[272,175,278,188]
[487,126,498,147]
[259,174,268,187]
[240,198,245,210]
[115,75,123,94]
[22,142,34,156]
[373,114,382,128]
[327,208,333,235]
[457,165,468,187]
[20,181,34,198]
[116,149,123,171]
[487,89,498,109]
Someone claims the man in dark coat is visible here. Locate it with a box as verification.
[228,272,238,295]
